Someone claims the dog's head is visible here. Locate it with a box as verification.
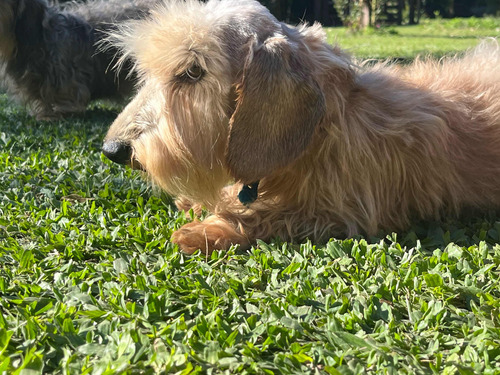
[103,0,332,204]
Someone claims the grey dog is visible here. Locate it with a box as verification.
[0,0,158,119]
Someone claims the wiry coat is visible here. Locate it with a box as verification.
[102,0,500,253]
[0,0,157,119]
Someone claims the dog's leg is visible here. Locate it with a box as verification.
[171,215,250,254]
[172,185,252,253]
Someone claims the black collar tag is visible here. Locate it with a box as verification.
[238,181,260,205]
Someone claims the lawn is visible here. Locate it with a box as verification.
[326,16,500,59]
[1,18,500,375]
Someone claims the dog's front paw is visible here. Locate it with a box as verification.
[171,216,248,254]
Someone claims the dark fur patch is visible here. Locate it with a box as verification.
[0,0,158,119]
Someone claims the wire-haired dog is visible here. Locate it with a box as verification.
[102,0,500,254]
[0,0,157,120]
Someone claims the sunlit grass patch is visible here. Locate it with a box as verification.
[326,17,500,59]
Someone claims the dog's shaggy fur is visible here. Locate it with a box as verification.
[102,0,500,254]
[0,0,157,119]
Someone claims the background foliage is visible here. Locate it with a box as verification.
[260,0,500,26]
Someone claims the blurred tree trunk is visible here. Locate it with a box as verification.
[397,0,403,25]
[408,0,422,24]
[448,0,455,17]
[416,0,422,23]
[360,0,371,27]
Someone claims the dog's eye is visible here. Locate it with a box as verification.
[185,64,204,81]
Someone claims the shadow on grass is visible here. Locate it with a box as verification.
[77,100,123,123]
[259,211,500,260]
[369,210,500,252]
[0,95,122,129]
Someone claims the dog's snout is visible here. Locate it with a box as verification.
[102,140,132,165]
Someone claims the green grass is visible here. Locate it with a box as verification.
[1,17,500,375]
[326,17,500,59]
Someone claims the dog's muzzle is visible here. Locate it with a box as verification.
[101,139,143,170]
[102,140,144,170]
[102,140,132,164]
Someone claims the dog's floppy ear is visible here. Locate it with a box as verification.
[226,34,325,184]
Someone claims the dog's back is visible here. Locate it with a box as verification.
[402,41,500,207]
[69,0,160,100]
[337,40,500,233]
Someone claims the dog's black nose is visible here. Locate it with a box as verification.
[102,140,132,165]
